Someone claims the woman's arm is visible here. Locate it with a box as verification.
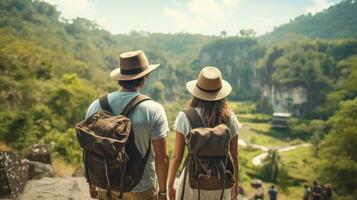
[167,132,186,199]
[230,135,239,199]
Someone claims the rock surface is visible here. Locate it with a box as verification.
[0,151,28,198]
[16,177,93,200]
[24,144,52,164]
[2,176,248,200]
[25,160,54,180]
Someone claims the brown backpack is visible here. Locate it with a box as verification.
[75,94,151,200]
[181,108,235,200]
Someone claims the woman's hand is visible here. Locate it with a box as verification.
[168,186,176,200]
[231,182,238,200]
[89,184,98,199]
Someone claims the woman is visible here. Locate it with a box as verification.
[167,66,239,200]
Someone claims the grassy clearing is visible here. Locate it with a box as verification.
[238,146,319,200]
[239,124,304,147]
[239,146,308,200]
[228,101,256,114]
[280,146,318,182]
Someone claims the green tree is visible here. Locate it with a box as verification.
[259,149,282,182]
[319,99,357,198]
[150,81,165,101]
[308,120,326,157]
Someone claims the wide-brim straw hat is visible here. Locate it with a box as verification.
[186,66,232,101]
[110,50,160,81]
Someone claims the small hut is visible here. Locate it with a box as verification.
[271,112,291,128]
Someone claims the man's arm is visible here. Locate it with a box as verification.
[153,137,169,196]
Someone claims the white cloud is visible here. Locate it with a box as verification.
[163,0,239,34]
[42,0,113,30]
[305,0,331,14]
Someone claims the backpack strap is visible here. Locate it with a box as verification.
[121,95,151,116]
[180,108,204,200]
[182,108,205,129]
[99,95,113,113]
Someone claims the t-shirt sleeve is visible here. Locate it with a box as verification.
[85,99,100,119]
[150,104,170,140]
[228,111,240,138]
[173,111,191,136]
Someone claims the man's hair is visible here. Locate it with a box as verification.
[118,77,145,89]
[271,185,275,188]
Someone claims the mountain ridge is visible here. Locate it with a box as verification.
[260,0,357,44]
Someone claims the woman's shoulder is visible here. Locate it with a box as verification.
[228,110,238,122]
[173,110,191,135]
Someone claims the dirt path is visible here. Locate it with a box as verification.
[251,143,311,166]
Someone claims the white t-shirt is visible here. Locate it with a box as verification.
[173,107,239,138]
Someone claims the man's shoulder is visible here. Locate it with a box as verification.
[85,98,100,119]
[137,98,164,112]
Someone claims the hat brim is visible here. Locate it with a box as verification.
[186,80,232,101]
[110,64,160,81]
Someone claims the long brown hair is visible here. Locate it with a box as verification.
[188,96,231,127]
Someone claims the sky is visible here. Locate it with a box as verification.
[43,0,342,36]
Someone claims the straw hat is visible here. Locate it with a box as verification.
[110,50,160,81]
[186,66,232,101]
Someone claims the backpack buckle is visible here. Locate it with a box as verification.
[93,113,101,120]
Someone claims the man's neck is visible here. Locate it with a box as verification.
[120,87,140,92]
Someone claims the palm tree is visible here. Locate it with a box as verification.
[260,149,281,181]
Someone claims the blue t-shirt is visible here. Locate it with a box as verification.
[86,91,170,192]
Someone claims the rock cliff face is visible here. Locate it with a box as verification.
[262,85,307,115]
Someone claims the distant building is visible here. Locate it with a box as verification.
[272,112,291,128]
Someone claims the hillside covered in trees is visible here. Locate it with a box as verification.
[260,0,357,44]
[0,0,356,199]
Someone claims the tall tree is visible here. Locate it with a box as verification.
[319,99,357,198]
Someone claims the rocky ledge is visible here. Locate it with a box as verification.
[15,177,93,200]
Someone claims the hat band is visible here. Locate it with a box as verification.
[121,66,148,75]
[196,83,222,93]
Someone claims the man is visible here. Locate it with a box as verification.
[303,184,311,200]
[311,181,322,200]
[268,185,277,200]
[85,50,169,200]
